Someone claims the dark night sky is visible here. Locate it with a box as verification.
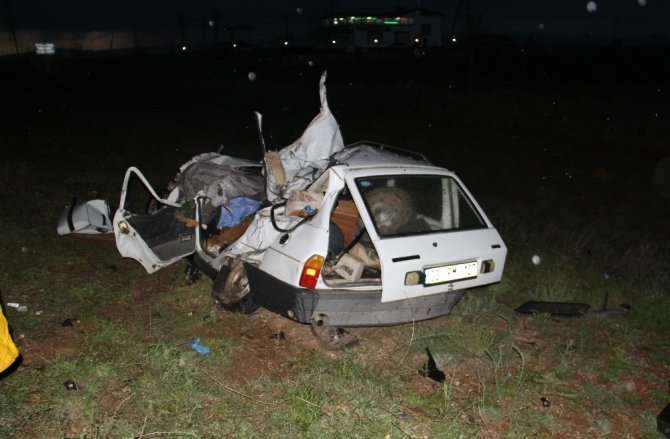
[2,0,669,54]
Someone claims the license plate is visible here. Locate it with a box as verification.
[424,261,478,285]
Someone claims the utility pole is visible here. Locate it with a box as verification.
[133,21,139,53]
[2,0,22,56]
[179,13,185,48]
[201,12,207,49]
[283,14,289,43]
[211,7,219,44]
[448,0,464,42]
[108,29,115,56]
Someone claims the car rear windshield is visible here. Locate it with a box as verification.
[355,175,486,238]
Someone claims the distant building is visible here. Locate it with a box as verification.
[318,9,442,51]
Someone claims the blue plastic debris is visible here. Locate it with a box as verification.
[190,338,210,355]
[217,197,261,229]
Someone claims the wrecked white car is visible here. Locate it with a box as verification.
[113,72,507,342]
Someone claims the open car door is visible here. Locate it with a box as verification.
[113,167,197,273]
[348,170,507,303]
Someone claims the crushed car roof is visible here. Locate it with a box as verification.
[332,142,449,171]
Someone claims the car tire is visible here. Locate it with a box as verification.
[211,260,259,314]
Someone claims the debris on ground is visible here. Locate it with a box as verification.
[184,264,200,285]
[63,379,78,390]
[190,338,210,355]
[659,403,670,436]
[418,347,445,383]
[515,301,591,317]
[57,199,113,235]
[270,331,286,340]
[6,303,27,313]
[310,324,359,351]
[516,289,632,318]
[61,318,79,327]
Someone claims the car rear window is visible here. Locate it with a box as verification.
[355,175,486,238]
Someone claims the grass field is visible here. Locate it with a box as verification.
[1,50,669,438]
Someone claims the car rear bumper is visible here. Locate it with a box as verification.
[245,263,465,327]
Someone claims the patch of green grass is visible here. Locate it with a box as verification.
[626,286,670,333]
[205,349,480,438]
[454,287,505,317]
[0,377,31,436]
[442,316,503,358]
[502,411,558,438]
[131,343,203,431]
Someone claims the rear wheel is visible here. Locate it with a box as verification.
[211,260,259,314]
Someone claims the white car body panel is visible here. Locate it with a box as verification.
[253,160,507,302]
[113,167,196,273]
[338,165,505,302]
[57,199,113,235]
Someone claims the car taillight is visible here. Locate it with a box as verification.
[299,255,324,289]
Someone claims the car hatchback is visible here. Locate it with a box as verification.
[112,72,506,346]
[242,142,507,327]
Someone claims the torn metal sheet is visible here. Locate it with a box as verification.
[265,70,344,202]
[515,301,591,317]
[222,207,302,262]
[57,199,113,235]
[418,348,445,383]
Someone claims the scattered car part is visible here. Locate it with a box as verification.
[515,292,631,317]
[184,264,200,285]
[63,379,78,390]
[270,331,286,340]
[57,199,113,235]
[659,402,670,437]
[418,347,445,383]
[310,315,359,351]
[61,318,78,327]
[515,301,591,317]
